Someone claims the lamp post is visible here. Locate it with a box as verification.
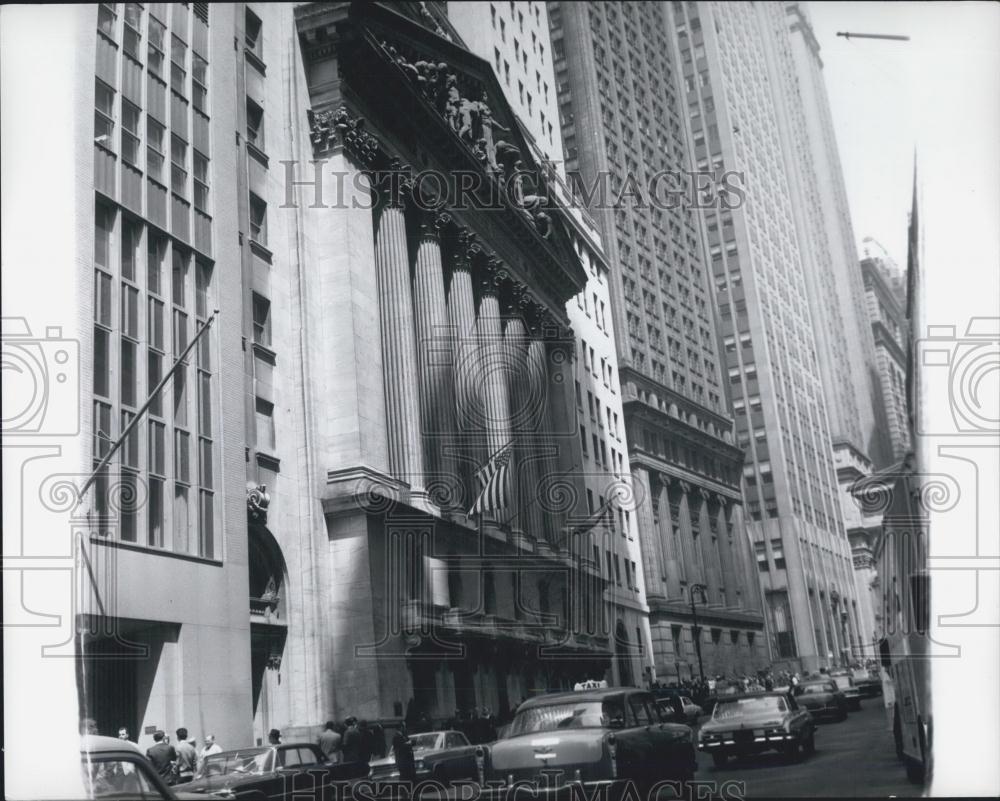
[689,583,708,685]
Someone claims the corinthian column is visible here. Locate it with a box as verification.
[412,211,457,507]
[477,260,512,460]
[448,234,486,513]
[526,334,559,543]
[714,500,739,608]
[503,304,540,540]
[373,173,424,497]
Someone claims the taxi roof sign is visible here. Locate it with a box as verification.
[574,679,608,691]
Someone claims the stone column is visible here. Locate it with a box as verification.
[714,500,739,609]
[657,479,682,599]
[476,260,512,514]
[412,211,457,508]
[373,174,424,497]
[633,467,665,600]
[696,490,723,606]
[448,234,486,513]
[527,335,560,544]
[543,332,585,546]
[676,482,702,589]
[504,305,543,542]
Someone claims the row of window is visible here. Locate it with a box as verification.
[93,203,216,558]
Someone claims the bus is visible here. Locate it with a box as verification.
[873,460,931,785]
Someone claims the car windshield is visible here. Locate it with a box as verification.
[681,697,693,705]
[408,734,440,752]
[832,676,851,689]
[199,749,271,777]
[509,700,623,735]
[712,696,786,720]
[796,683,834,695]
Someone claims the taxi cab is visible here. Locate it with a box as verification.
[477,682,697,798]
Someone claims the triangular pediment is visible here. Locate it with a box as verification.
[298,1,587,309]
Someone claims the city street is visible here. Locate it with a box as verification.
[694,700,916,798]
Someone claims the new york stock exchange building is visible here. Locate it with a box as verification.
[277,0,620,737]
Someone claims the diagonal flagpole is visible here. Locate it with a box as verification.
[76,310,219,506]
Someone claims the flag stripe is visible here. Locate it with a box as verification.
[469,445,511,515]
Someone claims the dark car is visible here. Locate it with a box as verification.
[792,680,848,721]
[80,735,205,800]
[851,668,883,698]
[478,686,697,798]
[829,672,863,711]
[176,743,368,800]
[697,692,816,767]
[368,730,477,783]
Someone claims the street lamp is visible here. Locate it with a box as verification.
[689,583,708,685]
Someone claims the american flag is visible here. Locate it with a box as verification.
[469,444,512,516]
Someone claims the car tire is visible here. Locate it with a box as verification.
[805,730,816,755]
[711,752,728,768]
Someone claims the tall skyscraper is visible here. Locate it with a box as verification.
[549,1,768,682]
[450,0,654,688]
[861,255,912,461]
[666,0,867,671]
[784,2,893,473]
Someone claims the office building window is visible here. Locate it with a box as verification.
[91,208,216,556]
[252,293,271,347]
[148,16,166,76]
[249,192,267,245]
[94,79,115,148]
[246,98,264,148]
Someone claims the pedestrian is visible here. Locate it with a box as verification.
[319,720,342,763]
[146,731,177,784]
[392,723,416,783]
[341,717,362,763]
[198,734,222,773]
[370,720,387,759]
[173,728,197,784]
[357,720,374,763]
[268,728,282,745]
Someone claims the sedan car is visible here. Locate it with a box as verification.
[829,673,863,711]
[368,730,477,783]
[80,735,205,800]
[791,680,848,721]
[697,692,815,767]
[851,668,883,698]
[478,687,697,797]
[177,743,368,799]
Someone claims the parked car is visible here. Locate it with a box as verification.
[176,743,368,799]
[80,735,205,800]
[697,692,816,767]
[791,679,848,721]
[368,730,477,783]
[829,672,863,711]
[478,686,697,797]
[851,668,883,698]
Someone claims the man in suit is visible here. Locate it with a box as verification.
[146,731,177,783]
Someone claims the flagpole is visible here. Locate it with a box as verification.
[76,310,219,505]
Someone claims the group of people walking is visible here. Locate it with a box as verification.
[316,717,389,764]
